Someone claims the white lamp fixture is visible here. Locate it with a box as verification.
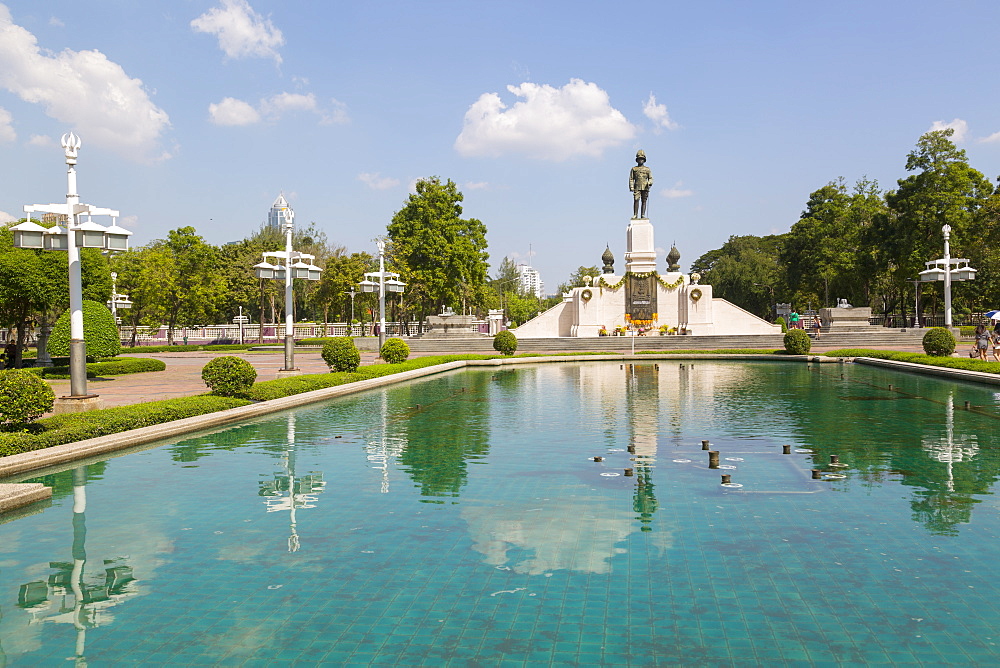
[44,225,69,251]
[254,260,278,280]
[104,219,133,251]
[10,221,47,249]
[75,219,109,248]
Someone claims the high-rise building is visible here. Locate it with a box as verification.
[268,194,293,229]
[517,264,544,298]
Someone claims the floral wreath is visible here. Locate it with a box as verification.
[581,288,593,301]
[597,271,685,291]
[690,288,703,302]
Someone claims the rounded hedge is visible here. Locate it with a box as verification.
[48,299,122,359]
[0,369,55,425]
[380,337,410,364]
[922,327,956,356]
[783,329,811,355]
[201,356,257,396]
[493,330,518,356]
[322,336,361,372]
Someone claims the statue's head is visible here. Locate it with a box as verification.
[635,149,646,164]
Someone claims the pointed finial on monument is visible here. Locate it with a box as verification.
[667,243,681,272]
[602,244,615,274]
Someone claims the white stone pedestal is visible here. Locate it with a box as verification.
[625,218,656,273]
[53,395,103,414]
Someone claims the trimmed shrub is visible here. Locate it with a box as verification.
[48,300,122,359]
[922,327,956,356]
[493,330,518,356]
[0,395,251,457]
[380,337,410,364]
[322,336,361,372]
[776,316,788,333]
[201,356,257,396]
[0,369,55,426]
[24,357,166,379]
[783,329,811,355]
[297,337,338,346]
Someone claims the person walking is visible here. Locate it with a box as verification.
[812,315,823,339]
[992,322,1000,362]
[975,324,990,361]
[789,310,800,330]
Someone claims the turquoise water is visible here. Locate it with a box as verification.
[3,360,1000,665]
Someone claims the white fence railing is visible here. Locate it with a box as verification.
[3,321,490,345]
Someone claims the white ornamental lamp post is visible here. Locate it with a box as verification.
[359,238,405,350]
[345,288,357,335]
[107,271,133,324]
[919,224,976,328]
[252,204,322,372]
[12,133,131,409]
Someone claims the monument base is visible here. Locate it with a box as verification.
[421,314,487,338]
[275,368,304,379]
[52,395,103,414]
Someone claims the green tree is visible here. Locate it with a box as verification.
[783,178,885,309]
[691,234,788,319]
[145,227,224,345]
[873,129,993,320]
[557,266,600,294]
[110,246,171,346]
[0,223,64,367]
[313,251,373,328]
[387,177,489,318]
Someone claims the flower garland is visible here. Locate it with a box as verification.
[581,288,593,301]
[690,288,703,302]
[596,271,685,291]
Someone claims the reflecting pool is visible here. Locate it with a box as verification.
[4,360,1000,665]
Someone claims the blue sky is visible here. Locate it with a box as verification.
[2,0,1000,293]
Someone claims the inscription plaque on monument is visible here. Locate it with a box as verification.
[625,274,657,325]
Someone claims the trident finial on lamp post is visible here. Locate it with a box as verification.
[61,132,81,163]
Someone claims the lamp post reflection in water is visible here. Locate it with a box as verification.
[917,391,980,532]
[260,414,326,552]
[15,466,136,666]
[366,392,404,493]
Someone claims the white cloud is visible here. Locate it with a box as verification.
[464,181,489,190]
[191,0,284,63]
[209,97,261,125]
[210,92,348,126]
[48,16,63,27]
[119,214,139,228]
[0,210,15,223]
[454,78,636,160]
[260,91,316,116]
[978,131,1000,144]
[662,181,693,198]
[929,118,968,143]
[0,4,172,162]
[642,93,678,132]
[319,98,349,125]
[27,133,54,146]
[0,107,14,142]
[358,172,400,190]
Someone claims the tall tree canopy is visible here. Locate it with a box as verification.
[691,234,787,319]
[782,177,885,308]
[387,177,489,317]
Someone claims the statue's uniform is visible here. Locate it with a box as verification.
[630,167,652,198]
